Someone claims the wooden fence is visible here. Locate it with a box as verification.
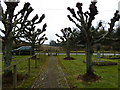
[2,54,38,88]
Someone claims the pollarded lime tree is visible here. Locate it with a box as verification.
[56,27,79,60]
[113,27,120,53]
[67,1,120,80]
[116,27,120,52]
[110,26,120,56]
[19,14,48,55]
[1,2,46,76]
[1,2,32,76]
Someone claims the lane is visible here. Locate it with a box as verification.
[44,56,59,88]
[31,56,69,88]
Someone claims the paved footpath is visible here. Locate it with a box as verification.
[31,56,69,88]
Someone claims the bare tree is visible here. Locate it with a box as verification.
[19,14,48,55]
[56,27,78,59]
[1,2,43,76]
[67,1,120,76]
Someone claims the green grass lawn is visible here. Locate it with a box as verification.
[2,54,48,88]
[17,54,48,88]
[58,55,118,88]
[2,55,31,69]
[57,51,115,53]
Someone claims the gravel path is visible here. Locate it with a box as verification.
[31,56,69,88]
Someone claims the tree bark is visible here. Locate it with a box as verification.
[3,2,18,76]
[66,48,70,58]
[4,33,13,76]
[86,42,93,74]
[31,44,35,55]
[66,40,70,58]
[102,50,104,57]
[114,50,116,56]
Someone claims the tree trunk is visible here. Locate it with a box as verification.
[66,39,70,58]
[86,43,93,74]
[31,42,35,55]
[4,34,13,76]
[114,50,116,56]
[75,48,78,55]
[102,50,104,57]
[66,48,70,58]
[3,1,18,77]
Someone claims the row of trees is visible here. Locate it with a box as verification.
[56,1,120,77]
[56,27,81,58]
[1,2,47,76]
[1,1,120,79]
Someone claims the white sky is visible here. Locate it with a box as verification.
[0,0,120,44]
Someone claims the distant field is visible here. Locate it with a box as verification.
[58,55,118,88]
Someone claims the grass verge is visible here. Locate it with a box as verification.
[58,55,118,88]
[2,54,48,88]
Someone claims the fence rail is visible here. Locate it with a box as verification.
[2,54,38,88]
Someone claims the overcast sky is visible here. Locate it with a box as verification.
[0,0,120,44]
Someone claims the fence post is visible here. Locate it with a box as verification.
[13,65,17,88]
[28,58,30,75]
[35,57,37,68]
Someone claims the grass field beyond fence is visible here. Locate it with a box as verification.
[58,55,118,88]
[2,54,48,88]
